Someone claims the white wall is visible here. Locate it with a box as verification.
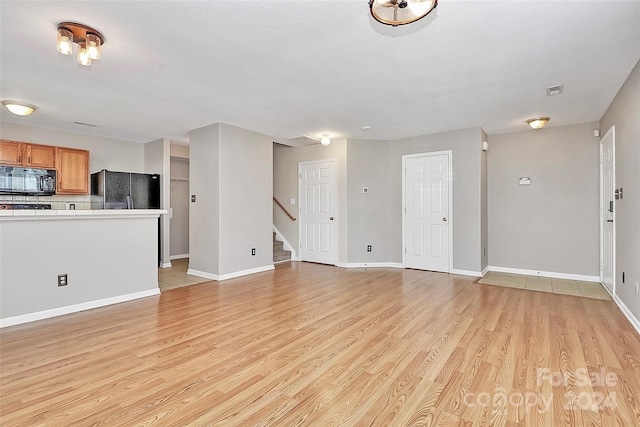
[487,122,600,277]
[599,59,640,323]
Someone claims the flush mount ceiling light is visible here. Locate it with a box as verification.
[321,134,331,146]
[2,100,37,116]
[369,0,438,26]
[56,22,105,67]
[527,117,550,130]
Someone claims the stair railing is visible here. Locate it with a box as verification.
[273,197,296,221]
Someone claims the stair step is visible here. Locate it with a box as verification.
[273,232,291,262]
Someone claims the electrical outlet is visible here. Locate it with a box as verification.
[191,195,196,202]
[251,248,256,256]
[367,245,372,252]
[483,248,487,256]
[58,274,68,287]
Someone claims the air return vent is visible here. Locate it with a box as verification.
[546,85,563,96]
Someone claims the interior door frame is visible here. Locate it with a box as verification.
[599,126,615,294]
[298,158,338,265]
[402,150,453,272]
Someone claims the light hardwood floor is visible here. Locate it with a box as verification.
[1,262,639,426]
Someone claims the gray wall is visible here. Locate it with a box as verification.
[170,156,190,257]
[274,128,484,273]
[189,124,220,275]
[218,124,273,275]
[273,139,348,264]
[189,123,273,277]
[599,59,640,322]
[481,129,488,271]
[0,216,158,319]
[145,138,171,266]
[487,122,600,276]
[0,122,145,174]
[389,127,484,273]
[346,139,395,263]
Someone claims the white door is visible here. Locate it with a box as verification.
[403,152,452,272]
[299,160,337,265]
[600,127,615,294]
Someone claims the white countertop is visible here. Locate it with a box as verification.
[0,209,167,220]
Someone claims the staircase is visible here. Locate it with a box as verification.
[273,232,292,263]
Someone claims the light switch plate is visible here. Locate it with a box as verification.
[290,198,296,205]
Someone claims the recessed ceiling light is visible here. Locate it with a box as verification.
[2,100,37,116]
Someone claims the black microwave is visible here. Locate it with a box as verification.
[0,166,56,196]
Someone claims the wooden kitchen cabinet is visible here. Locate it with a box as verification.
[55,147,89,194]
[0,140,56,168]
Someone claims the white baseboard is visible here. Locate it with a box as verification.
[337,262,404,269]
[488,266,600,282]
[451,269,483,277]
[481,266,489,276]
[613,294,640,337]
[187,265,275,282]
[273,225,297,259]
[170,254,189,260]
[160,262,172,268]
[0,288,160,328]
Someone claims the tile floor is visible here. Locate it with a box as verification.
[478,271,612,300]
[158,258,211,291]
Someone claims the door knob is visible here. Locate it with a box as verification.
[442,217,447,222]
[330,217,334,221]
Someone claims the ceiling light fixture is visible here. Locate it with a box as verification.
[321,134,331,146]
[369,0,438,27]
[527,117,550,130]
[56,22,105,67]
[2,101,37,116]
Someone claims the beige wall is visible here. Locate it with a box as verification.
[599,59,640,322]
[170,156,190,257]
[487,122,600,276]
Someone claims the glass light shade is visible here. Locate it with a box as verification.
[321,134,331,146]
[86,33,101,59]
[57,28,74,55]
[2,101,36,116]
[77,42,92,66]
[527,117,550,129]
[370,0,438,26]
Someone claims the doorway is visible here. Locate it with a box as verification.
[298,159,338,265]
[600,126,615,294]
[402,151,453,273]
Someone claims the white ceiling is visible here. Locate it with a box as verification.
[1,1,639,144]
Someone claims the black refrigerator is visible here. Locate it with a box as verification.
[90,169,160,210]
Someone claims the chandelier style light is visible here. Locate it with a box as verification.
[369,0,438,26]
[527,117,550,130]
[56,22,105,67]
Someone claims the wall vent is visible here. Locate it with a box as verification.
[74,121,97,127]
[546,85,563,96]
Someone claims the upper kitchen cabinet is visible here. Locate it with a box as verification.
[0,140,56,168]
[55,147,89,194]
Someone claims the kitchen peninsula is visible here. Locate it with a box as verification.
[0,209,166,327]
